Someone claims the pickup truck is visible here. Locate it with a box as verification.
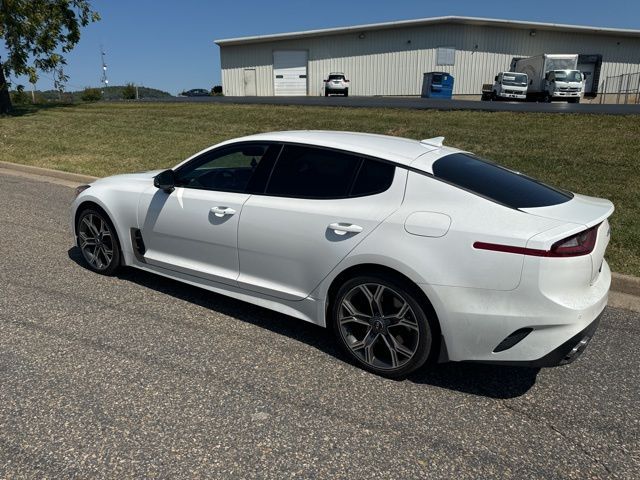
[481,72,528,101]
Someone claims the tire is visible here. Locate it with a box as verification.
[544,93,552,103]
[569,97,580,104]
[330,275,434,379]
[344,89,349,97]
[490,92,497,101]
[76,207,121,275]
[325,90,329,97]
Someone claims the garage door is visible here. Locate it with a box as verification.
[273,50,308,96]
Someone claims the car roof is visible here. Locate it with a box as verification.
[174,131,463,173]
[224,130,460,169]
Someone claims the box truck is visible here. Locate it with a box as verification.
[513,54,583,103]
[481,72,528,101]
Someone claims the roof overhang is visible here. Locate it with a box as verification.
[215,15,640,46]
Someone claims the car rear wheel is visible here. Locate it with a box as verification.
[331,275,433,378]
[76,208,121,275]
[344,89,349,97]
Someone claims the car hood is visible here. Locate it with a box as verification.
[91,169,163,186]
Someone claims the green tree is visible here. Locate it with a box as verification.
[0,0,100,114]
[10,83,28,103]
[122,83,136,100]
[80,86,101,102]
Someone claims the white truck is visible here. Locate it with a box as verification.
[481,72,528,101]
[513,54,583,103]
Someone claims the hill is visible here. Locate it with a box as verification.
[29,85,173,102]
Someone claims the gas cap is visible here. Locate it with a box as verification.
[404,212,451,238]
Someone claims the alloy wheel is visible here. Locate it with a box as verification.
[338,283,420,371]
[78,212,115,271]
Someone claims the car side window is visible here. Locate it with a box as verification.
[351,159,395,196]
[265,145,361,199]
[175,143,278,193]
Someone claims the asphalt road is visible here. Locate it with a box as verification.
[0,172,638,479]
[146,95,640,115]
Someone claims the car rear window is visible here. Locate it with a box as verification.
[432,153,572,208]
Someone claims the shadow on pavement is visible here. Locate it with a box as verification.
[68,247,539,399]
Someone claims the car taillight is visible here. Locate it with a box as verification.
[548,224,599,257]
[474,224,600,258]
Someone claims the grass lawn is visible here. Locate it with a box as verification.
[1,102,638,277]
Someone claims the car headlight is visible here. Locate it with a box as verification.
[74,184,91,198]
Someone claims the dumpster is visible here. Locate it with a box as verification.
[421,72,454,99]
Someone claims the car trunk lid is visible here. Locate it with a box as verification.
[523,194,613,284]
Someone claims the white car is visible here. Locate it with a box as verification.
[324,73,349,96]
[71,131,613,378]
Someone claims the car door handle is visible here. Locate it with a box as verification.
[211,206,236,218]
[329,223,363,235]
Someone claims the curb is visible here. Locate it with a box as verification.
[0,161,98,184]
[611,273,640,297]
[0,160,639,300]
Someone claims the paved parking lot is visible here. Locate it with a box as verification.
[0,172,638,478]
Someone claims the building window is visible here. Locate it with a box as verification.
[437,47,456,66]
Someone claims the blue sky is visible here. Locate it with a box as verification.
[3,0,639,95]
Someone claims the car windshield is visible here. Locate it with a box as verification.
[553,70,582,82]
[432,153,572,209]
[502,73,527,86]
[328,75,345,80]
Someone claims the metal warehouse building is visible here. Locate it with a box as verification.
[215,16,640,98]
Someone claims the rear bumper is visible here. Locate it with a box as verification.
[419,259,610,366]
[464,312,602,367]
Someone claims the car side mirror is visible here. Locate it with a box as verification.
[154,169,176,192]
[494,75,498,81]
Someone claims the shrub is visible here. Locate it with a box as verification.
[10,85,30,104]
[122,83,136,100]
[211,85,223,95]
[81,87,102,102]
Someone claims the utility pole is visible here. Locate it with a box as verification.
[30,82,36,103]
[100,45,109,94]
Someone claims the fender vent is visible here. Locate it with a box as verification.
[493,328,533,353]
[130,228,146,262]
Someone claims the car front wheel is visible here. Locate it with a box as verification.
[76,208,121,275]
[331,275,433,378]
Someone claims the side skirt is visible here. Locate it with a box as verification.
[126,260,324,327]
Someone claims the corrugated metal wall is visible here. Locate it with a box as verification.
[220,23,640,96]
